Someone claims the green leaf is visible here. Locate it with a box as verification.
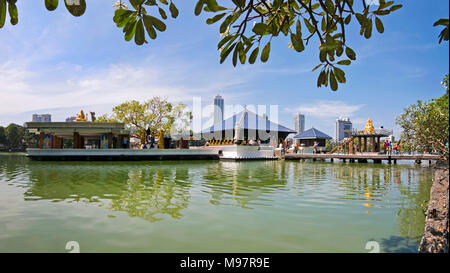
[252,23,267,35]
[336,45,343,57]
[45,0,59,11]
[0,0,6,28]
[249,47,259,64]
[334,67,346,83]
[143,15,157,39]
[157,8,167,19]
[194,0,204,16]
[260,42,271,63]
[114,9,133,24]
[312,64,322,72]
[337,59,351,65]
[304,18,315,34]
[159,0,168,5]
[390,4,402,12]
[7,1,18,25]
[148,15,166,31]
[355,13,365,25]
[219,14,232,33]
[344,14,351,25]
[135,18,145,45]
[238,43,246,64]
[329,69,338,91]
[232,42,240,67]
[345,47,356,60]
[317,70,326,87]
[319,47,327,62]
[290,33,304,52]
[206,13,226,25]
[373,10,390,16]
[217,34,234,50]
[124,20,137,41]
[433,19,449,27]
[296,19,301,35]
[375,17,384,33]
[220,42,236,64]
[64,0,86,17]
[364,18,372,39]
[169,1,179,18]
[205,0,223,12]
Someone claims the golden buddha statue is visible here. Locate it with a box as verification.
[74,110,88,122]
[158,129,164,149]
[363,118,375,134]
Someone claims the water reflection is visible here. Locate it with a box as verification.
[0,154,434,252]
[202,161,289,208]
[22,161,195,222]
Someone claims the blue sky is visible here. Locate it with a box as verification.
[0,0,448,138]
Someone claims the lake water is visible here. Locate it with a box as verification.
[0,153,433,253]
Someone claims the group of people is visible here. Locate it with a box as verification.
[384,140,401,155]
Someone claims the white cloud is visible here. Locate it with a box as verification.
[292,100,365,118]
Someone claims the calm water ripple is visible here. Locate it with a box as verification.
[0,153,433,253]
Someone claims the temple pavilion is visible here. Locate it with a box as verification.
[25,111,131,149]
[292,127,332,147]
[200,109,296,145]
[334,118,392,154]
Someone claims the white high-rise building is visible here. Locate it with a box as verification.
[32,114,51,122]
[335,116,352,142]
[213,94,224,125]
[293,113,305,135]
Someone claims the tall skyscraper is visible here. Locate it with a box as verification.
[293,113,305,135]
[32,114,51,122]
[213,94,224,125]
[335,117,352,142]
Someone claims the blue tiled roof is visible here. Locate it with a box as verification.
[293,127,332,139]
[200,110,295,133]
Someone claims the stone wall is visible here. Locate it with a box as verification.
[418,161,449,253]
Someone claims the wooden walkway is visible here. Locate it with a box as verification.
[283,153,440,163]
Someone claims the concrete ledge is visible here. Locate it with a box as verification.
[26,148,219,161]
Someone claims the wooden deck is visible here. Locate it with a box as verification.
[283,153,440,163]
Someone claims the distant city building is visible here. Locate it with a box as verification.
[32,114,51,122]
[335,116,352,142]
[213,94,224,126]
[65,116,76,122]
[293,113,305,135]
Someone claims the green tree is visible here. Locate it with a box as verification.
[0,126,6,145]
[5,123,23,147]
[1,0,407,91]
[97,96,189,138]
[433,18,449,44]
[396,77,449,160]
[441,74,449,94]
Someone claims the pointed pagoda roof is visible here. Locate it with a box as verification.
[200,110,295,134]
[293,127,332,139]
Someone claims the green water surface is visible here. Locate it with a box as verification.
[0,153,433,252]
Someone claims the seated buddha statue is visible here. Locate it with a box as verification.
[75,110,88,122]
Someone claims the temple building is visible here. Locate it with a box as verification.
[200,109,295,145]
[25,111,131,150]
[352,118,391,153]
[293,127,332,147]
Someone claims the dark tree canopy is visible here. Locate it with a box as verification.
[1,1,446,91]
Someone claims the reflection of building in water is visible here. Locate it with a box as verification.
[202,161,288,208]
[25,163,192,222]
